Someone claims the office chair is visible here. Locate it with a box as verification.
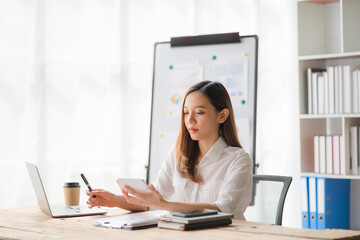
[245,175,292,226]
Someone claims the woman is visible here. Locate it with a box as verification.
[86,81,253,219]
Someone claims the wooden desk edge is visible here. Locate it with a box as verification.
[1,207,360,240]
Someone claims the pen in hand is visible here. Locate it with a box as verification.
[80,173,96,198]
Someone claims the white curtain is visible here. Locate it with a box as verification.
[253,0,300,228]
[0,0,299,228]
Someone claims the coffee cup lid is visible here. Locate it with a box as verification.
[64,182,80,188]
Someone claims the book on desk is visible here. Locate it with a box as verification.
[158,211,234,231]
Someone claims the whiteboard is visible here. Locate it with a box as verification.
[146,34,258,184]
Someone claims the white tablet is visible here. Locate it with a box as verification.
[116,178,151,193]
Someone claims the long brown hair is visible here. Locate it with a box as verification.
[175,81,242,183]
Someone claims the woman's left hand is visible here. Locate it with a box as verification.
[121,184,166,209]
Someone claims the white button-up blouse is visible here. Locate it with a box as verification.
[153,137,253,220]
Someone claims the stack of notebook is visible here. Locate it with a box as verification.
[158,211,233,231]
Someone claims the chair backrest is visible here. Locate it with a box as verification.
[246,174,292,226]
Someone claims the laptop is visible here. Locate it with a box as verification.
[26,162,107,218]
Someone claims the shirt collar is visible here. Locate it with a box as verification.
[203,137,228,162]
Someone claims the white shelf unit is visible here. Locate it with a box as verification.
[297,0,360,230]
[301,172,360,180]
[299,116,360,173]
[298,0,360,57]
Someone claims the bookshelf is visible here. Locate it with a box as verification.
[297,0,360,230]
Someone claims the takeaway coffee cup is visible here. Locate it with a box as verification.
[63,182,80,206]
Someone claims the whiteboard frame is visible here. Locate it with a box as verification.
[146,34,258,184]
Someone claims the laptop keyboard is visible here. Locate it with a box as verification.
[52,206,80,215]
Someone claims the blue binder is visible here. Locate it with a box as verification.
[301,176,310,228]
[316,177,350,229]
[308,177,317,229]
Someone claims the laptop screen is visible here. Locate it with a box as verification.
[26,162,53,217]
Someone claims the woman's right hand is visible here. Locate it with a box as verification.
[86,189,119,208]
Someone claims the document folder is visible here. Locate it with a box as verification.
[95,210,168,230]
[308,177,317,229]
[316,178,350,230]
[301,176,310,229]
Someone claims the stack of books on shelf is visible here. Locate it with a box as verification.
[313,128,360,176]
[301,176,350,230]
[307,66,360,115]
[313,135,345,175]
[158,210,233,231]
